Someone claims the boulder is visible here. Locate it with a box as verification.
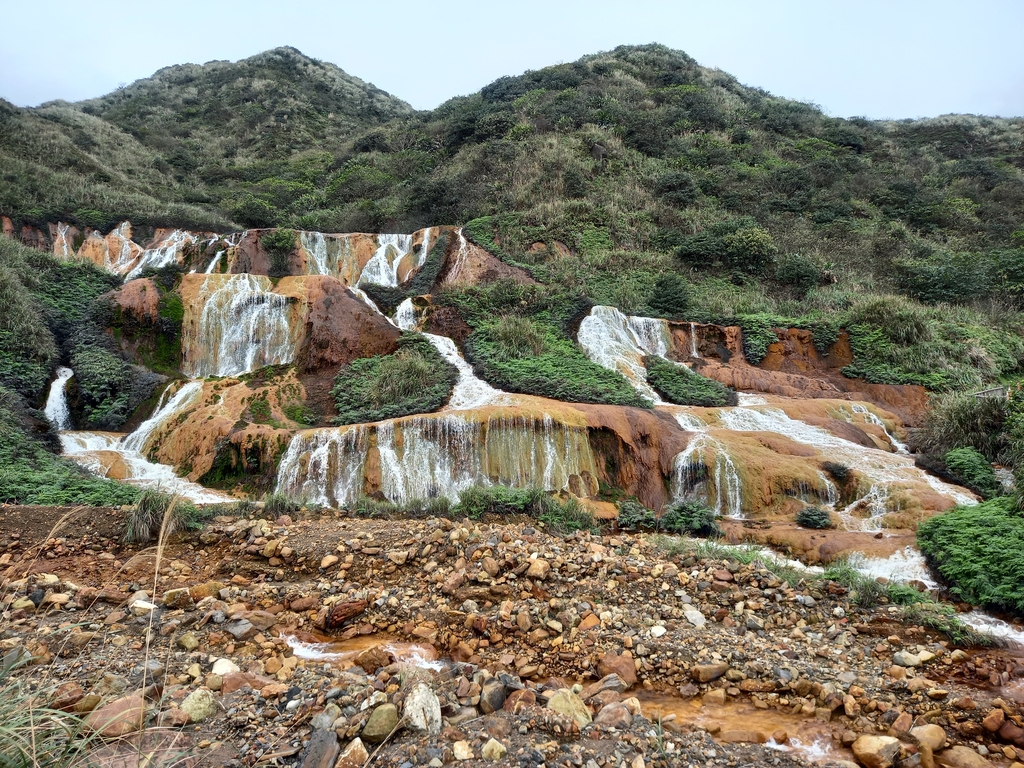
[691,663,730,683]
[335,738,370,768]
[910,724,947,751]
[84,694,149,738]
[481,738,507,761]
[362,703,399,743]
[547,689,592,728]
[852,735,901,768]
[180,689,218,723]
[936,746,993,768]
[594,702,632,729]
[403,683,442,736]
[597,652,637,688]
[479,679,506,714]
[299,729,340,768]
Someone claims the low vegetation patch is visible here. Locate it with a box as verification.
[439,281,649,408]
[122,490,208,543]
[332,334,458,425]
[453,486,595,533]
[643,356,737,406]
[918,497,1024,616]
[796,506,834,529]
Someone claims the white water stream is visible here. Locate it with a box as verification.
[184,274,300,378]
[577,305,674,403]
[44,367,74,431]
[125,229,198,280]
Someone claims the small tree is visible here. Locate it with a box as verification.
[723,227,778,275]
[647,273,690,319]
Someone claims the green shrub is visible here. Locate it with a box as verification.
[917,394,1008,462]
[821,461,850,483]
[918,497,1024,616]
[643,356,737,406]
[332,334,458,425]
[796,506,833,529]
[353,496,453,519]
[616,498,656,529]
[646,273,690,319]
[775,253,822,298]
[738,315,780,365]
[261,228,297,277]
[490,315,546,358]
[659,501,721,537]
[943,447,1000,498]
[452,485,594,532]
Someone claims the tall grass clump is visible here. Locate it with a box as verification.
[452,485,594,533]
[262,491,302,518]
[123,490,205,543]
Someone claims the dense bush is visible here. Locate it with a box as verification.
[659,501,721,537]
[821,461,851,483]
[644,356,737,406]
[916,394,1008,462]
[646,273,690,319]
[943,447,1000,498]
[261,228,297,277]
[616,498,657,530]
[775,253,823,298]
[918,498,1024,616]
[796,506,833,529]
[332,333,458,424]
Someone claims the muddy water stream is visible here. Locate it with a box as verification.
[638,693,852,764]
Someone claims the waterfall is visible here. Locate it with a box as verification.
[422,333,505,410]
[184,274,301,378]
[850,404,910,454]
[394,298,419,331]
[669,412,744,518]
[300,231,329,275]
[205,250,224,274]
[276,411,597,508]
[44,367,74,431]
[121,381,203,455]
[358,234,414,287]
[689,323,700,358]
[714,401,975,529]
[54,223,73,258]
[60,430,229,504]
[449,229,472,280]
[577,306,670,402]
[416,228,433,269]
[125,230,197,280]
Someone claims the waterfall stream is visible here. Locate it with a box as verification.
[184,274,301,377]
[44,367,74,431]
[577,306,672,402]
[125,230,197,280]
[276,412,596,508]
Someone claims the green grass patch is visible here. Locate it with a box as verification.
[332,333,458,425]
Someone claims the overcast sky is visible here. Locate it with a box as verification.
[3,0,1022,119]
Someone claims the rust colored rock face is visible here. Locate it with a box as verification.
[297,276,401,372]
[439,232,537,288]
[103,278,160,325]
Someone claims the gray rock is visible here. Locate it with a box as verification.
[403,683,442,736]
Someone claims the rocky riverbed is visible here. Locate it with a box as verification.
[3,506,1024,768]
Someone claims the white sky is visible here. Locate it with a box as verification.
[2,0,1022,118]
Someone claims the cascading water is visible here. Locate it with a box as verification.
[715,401,975,529]
[59,381,228,503]
[44,367,74,431]
[54,223,73,258]
[449,229,472,280]
[689,323,700,358]
[849,404,910,454]
[393,298,505,409]
[122,381,203,455]
[358,234,414,287]
[276,411,597,508]
[184,274,301,378]
[205,250,225,274]
[577,306,671,402]
[300,231,330,275]
[669,412,744,517]
[125,230,197,280]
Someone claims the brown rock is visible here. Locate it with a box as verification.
[597,652,637,688]
[594,702,632,729]
[85,694,149,738]
[354,645,393,674]
[983,709,1006,732]
[319,600,368,631]
[526,559,551,580]
[936,745,993,768]
[503,689,536,713]
[852,734,901,768]
[189,581,226,600]
[299,728,340,768]
[289,596,319,612]
[718,730,768,744]
[691,663,730,683]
